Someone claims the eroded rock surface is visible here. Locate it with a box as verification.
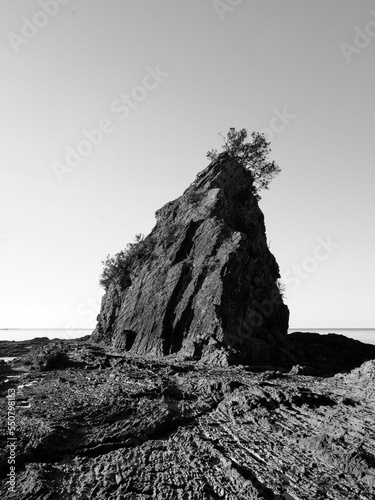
[0,338,51,359]
[93,155,290,366]
[1,341,374,499]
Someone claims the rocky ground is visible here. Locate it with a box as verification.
[0,337,54,359]
[1,339,375,499]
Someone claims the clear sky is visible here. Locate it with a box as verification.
[0,0,374,337]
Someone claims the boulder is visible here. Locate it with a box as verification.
[92,154,290,366]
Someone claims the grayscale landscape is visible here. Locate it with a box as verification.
[1,1,374,499]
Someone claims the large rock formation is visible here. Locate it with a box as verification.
[3,156,375,498]
[92,153,290,366]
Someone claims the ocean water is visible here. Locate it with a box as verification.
[0,328,374,344]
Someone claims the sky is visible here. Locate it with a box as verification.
[0,0,374,340]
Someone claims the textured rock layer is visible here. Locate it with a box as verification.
[1,341,375,499]
[92,155,290,366]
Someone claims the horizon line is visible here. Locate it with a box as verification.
[0,327,374,331]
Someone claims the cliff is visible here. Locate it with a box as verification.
[92,153,290,367]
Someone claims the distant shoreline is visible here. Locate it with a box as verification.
[1,327,373,331]
[0,328,373,345]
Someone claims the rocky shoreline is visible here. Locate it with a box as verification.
[0,337,53,359]
[0,337,375,499]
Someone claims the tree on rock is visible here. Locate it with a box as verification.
[207,128,281,199]
[99,233,150,290]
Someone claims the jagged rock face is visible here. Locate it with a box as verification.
[92,154,290,366]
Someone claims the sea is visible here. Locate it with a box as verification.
[0,328,373,344]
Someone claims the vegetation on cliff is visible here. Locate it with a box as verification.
[207,127,281,199]
[99,233,153,290]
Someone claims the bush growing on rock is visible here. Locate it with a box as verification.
[99,233,154,290]
[276,278,286,299]
[99,249,131,290]
[207,127,281,199]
